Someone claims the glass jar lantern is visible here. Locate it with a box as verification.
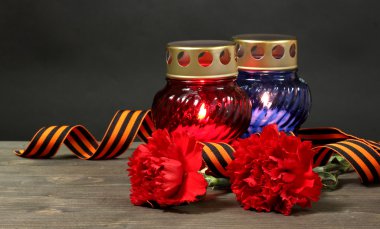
[233,34,311,137]
[152,40,252,143]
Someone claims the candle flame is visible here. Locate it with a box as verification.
[261,92,272,108]
[198,103,207,120]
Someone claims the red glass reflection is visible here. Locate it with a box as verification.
[152,78,252,143]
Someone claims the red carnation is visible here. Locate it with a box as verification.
[127,129,207,207]
[227,124,322,215]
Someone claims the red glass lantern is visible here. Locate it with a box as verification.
[152,40,252,143]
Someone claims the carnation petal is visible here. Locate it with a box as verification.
[172,172,207,203]
[128,128,210,208]
[261,124,280,142]
[227,124,322,215]
[160,158,184,197]
[282,172,296,183]
[280,134,300,153]
[171,130,204,172]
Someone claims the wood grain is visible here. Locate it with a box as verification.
[0,142,379,229]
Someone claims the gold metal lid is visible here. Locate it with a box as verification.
[233,34,297,71]
[166,40,237,79]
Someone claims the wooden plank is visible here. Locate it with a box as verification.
[0,142,379,228]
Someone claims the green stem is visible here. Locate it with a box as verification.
[203,174,231,189]
[313,154,354,191]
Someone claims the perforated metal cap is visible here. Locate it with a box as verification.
[233,34,298,71]
[166,40,238,79]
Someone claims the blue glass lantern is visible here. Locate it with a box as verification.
[233,34,311,137]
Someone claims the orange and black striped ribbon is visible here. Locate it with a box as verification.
[201,142,235,178]
[16,110,379,184]
[15,110,155,160]
[298,128,380,184]
[15,109,235,178]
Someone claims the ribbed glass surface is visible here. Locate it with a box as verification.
[237,70,311,137]
[152,78,252,143]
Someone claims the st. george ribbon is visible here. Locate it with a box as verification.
[15,110,380,185]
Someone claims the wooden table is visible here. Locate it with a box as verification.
[1,142,379,228]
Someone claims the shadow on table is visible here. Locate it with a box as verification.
[48,154,126,160]
[165,190,351,216]
[293,176,379,216]
[163,190,236,214]
[338,176,380,188]
[291,196,349,216]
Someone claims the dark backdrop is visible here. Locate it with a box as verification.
[1,0,379,140]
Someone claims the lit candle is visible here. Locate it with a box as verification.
[234,34,311,135]
[261,91,272,108]
[260,92,272,123]
[151,40,252,143]
[198,103,207,120]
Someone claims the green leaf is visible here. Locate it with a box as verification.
[318,171,339,191]
[313,163,341,173]
[329,155,354,173]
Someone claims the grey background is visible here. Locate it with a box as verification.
[0,0,379,140]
